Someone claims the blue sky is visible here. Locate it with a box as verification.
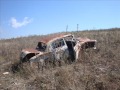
[0,0,120,39]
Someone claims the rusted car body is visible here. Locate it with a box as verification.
[20,34,97,67]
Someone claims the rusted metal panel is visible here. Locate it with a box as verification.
[22,48,40,53]
[39,34,72,44]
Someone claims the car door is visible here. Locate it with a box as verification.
[51,38,68,60]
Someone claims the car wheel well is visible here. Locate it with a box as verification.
[22,53,36,63]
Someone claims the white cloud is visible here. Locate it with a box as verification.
[10,17,33,28]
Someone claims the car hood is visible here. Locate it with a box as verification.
[20,48,43,60]
[76,37,97,49]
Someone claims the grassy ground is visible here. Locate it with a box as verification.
[0,28,120,90]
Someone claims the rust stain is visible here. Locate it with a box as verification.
[23,48,40,53]
[77,37,90,42]
[78,37,96,42]
[39,34,69,43]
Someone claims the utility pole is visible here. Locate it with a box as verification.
[66,25,68,34]
[77,24,79,36]
[77,24,79,32]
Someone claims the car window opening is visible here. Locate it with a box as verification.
[36,42,47,51]
[52,39,65,49]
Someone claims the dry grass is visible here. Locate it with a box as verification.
[0,28,120,90]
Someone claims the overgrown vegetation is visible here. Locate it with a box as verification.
[0,28,120,90]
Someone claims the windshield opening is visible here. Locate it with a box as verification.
[36,42,47,51]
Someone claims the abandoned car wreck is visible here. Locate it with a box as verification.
[20,34,97,68]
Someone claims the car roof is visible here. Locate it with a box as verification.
[39,34,72,44]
